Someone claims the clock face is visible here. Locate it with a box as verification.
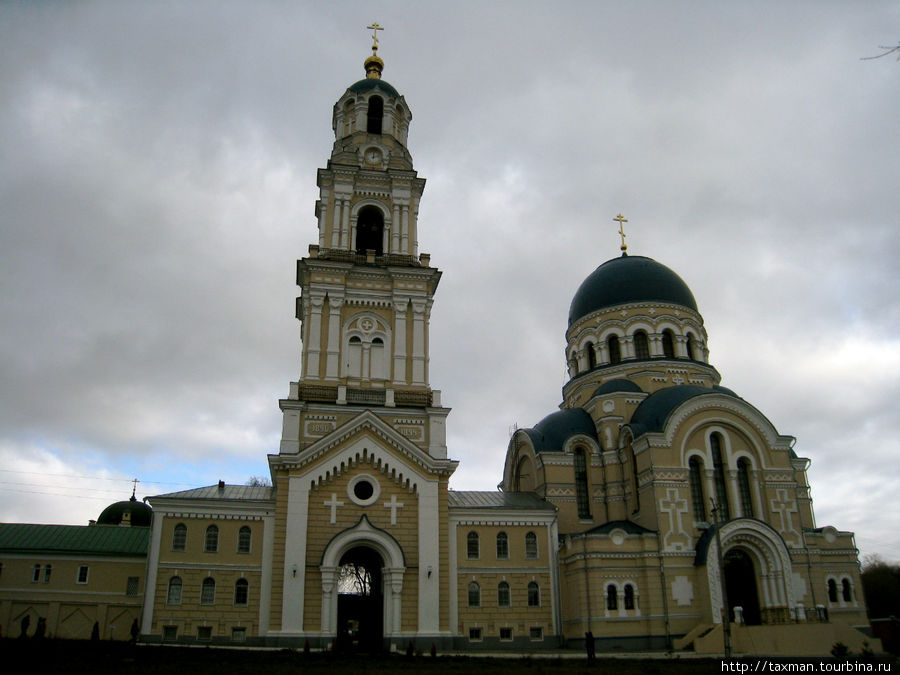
[365,148,382,164]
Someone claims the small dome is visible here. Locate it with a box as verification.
[347,78,400,98]
[568,255,698,326]
[97,495,152,527]
[523,408,597,453]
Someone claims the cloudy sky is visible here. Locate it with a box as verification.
[1,1,897,561]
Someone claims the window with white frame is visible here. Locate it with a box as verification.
[76,565,89,584]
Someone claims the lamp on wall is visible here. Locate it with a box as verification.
[427,565,433,578]
[292,565,298,578]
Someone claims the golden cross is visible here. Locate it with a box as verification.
[613,213,628,253]
[367,22,384,52]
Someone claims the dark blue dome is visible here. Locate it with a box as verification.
[97,496,152,527]
[347,78,400,98]
[592,379,644,397]
[568,255,698,326]
[523,408,597,453]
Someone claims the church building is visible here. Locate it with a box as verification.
[5,35,870,654]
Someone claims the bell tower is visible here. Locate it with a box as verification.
[278,31,449,459]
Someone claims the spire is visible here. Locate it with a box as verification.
[614,213,628,256]
[364,22,385,79]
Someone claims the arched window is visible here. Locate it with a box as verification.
[586,342,596,369]
[356,205,384,255]
[497,581,510,607]
[167,576,182,605]
[624,584,635,610]
[574,448,591,519]
[172,523,187,551]
[842,578,852,603]
[662,330,675,358]
[467,531,479,559]
[527,581,540,607]
[238,526,251,554]
[205,525,219,553]
[710,434,730,520]
[234,578,249,606]
[737,458,754,518]
[468,581,481,607]
[496,532,509,559]
[633,331,649,359]
[689,457,706,522]
[607,335,621,364]
[525,531,538,559]
[366,95,383,134]
[827,578,838,603]
[370,337,386,379]
[347,335,363,377]
[687,334,697,360]
[201,577,216,605]
[43,564,52,583]
[606,584,618,610]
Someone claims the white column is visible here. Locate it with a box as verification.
[331,199,341,248]
[258,514,275,635]
[320,567,337,635]
[324,296,343,379]
[726,469,741,520]
[411,300,426,385]
[401,204,409,254]
[317,200,327,249]
[350,213,357,252]
[341,199,351,249]
[674,334,689,358]
[417,481,440,634]
[391,204,401,253]
[622,335,635,359]
[282,477,310,633]
[447,520,458,637]
[392,300,408,385]
[139,508,164,636]
[305,294,325,379]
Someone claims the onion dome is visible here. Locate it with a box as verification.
[568,255,698,326]
[97,493,152,527]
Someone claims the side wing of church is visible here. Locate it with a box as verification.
[1,40,871,655]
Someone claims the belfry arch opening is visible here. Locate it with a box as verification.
[356,206,384,255]
[337,545,384,651]
[724,548,761,625]
[367,95,383,134]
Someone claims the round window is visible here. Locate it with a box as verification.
[353,480,374,501]
[347,473,380,506]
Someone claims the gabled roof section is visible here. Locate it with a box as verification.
[271,409,457,478]
[150,485,275,501]
[449,491,555,511]
[0,523,150,557]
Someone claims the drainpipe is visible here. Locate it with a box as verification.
[712,499,732,658]
[655,530,672,650]
[583,535,592,635]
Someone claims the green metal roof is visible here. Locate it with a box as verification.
[347,78,400,98]
[569,255,698,326]
[0,523,150,557]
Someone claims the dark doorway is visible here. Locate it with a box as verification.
[337,546,384,651]
[724,548,762,625]
[356,206,384,255]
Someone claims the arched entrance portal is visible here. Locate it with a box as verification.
[725,548,762,625]
[337,546,384,651]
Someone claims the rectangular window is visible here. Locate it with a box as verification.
[76,565,89,584]
[499,627,513,641]
[529,627,543,641]
[162,626,178,642]
[468,627,482,642]
[197,626,212,641]
[231,627,246,642]
[126,576,140,596]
